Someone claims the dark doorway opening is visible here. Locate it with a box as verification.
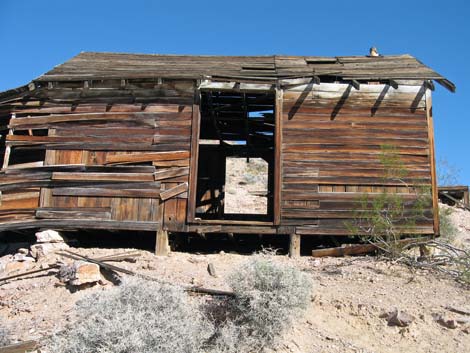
[195,90,275,222]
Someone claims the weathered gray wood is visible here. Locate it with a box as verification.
[289,234,301,258]
[0,340,38,353]
[155,229,170,255]
[35,207,112,220]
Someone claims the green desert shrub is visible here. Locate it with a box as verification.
[208,256,313,352]
[46,277,211,353]
[439,206,458,242]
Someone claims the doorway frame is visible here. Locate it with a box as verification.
[186,83,282,225]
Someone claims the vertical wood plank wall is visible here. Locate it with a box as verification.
[281,82,435,236]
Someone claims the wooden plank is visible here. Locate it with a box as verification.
[426,89,439,236]
[0,196,39,211]
[0,219,159,231]
[187,94,200,222]
[311,236,430,257]
[0,340,38,353]
[35,207,112,220]
[52,187,161,198]
[5,161,44,169]
[0,192,40,202]
[9,112,191,128]
[154,167,189,181]
[152,159,190,167]
[274,86,282,225]
[155,229,170,255]
[296,225,434,235]
[105,151,190,164]
[2,128,13,170]
[51,172,154,182]
[160,182,189,201]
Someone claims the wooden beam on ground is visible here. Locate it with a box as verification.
[311,237,431,257]
[0,340,38,353]
[289,234,301,258]
[312,243,377,257]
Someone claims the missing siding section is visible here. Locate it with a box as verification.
[195,90,275,222]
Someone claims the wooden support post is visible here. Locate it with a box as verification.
[289,234,301,258]
[425,88,439,236]
[155,229,170,256]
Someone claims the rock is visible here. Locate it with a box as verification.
[68,261,101,286]
[30,242,69,260]
[17,248,29,255]
[207,263,217,277]
[386,309,415,327]
[35,229,65,243]
[12,253,35,262]
[433,314,458,329]
[4,261,27,273]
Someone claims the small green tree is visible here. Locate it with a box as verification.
[347,145,432,256]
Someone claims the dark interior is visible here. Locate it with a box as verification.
[195,90,275,222]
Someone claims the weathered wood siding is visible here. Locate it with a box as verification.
[281,82,434,235]
[0,80,194,231]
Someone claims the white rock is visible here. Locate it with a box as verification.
[35,229,65,243]
[12,253,35,262]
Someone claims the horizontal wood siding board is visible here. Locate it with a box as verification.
[295,226,434,236]
[0,219,159,231]
[52,172,155,182]
[35,207,112,220]
[105,151,190,164]
[52,187,161,198]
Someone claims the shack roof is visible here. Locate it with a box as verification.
[33,52,454,91]
[0,52,456,101]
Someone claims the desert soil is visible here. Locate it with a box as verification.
[0,245,469,351]
[224,157,268,214]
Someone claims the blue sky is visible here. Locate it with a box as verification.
[0,0,468,185]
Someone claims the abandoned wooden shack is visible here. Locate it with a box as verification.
[0,52,455,256]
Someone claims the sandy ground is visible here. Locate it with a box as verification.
[0,242,469,352]
[224,157,268,214]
